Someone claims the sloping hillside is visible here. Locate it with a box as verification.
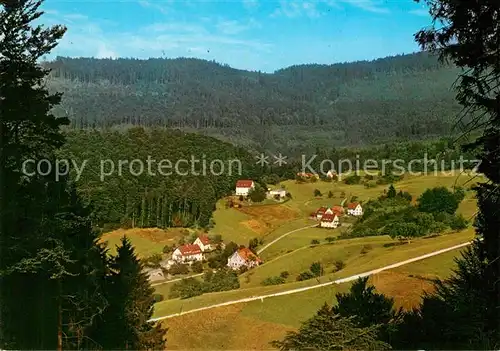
[46,52,463,152]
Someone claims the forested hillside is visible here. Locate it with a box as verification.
[58,128,259,230]
[45,52,465,153]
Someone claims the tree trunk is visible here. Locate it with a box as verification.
[57,280,62,351]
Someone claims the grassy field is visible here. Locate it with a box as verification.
[153,228,473,318]
[100,227,187,258]
[161,245,463,350]
[99,173,481,349]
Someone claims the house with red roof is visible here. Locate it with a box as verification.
[315,206,329,220]
[227,247,262,270]
[347,202,363,216]
[172,244,203,263]
[235,180,255,196]
[193,234,214,252]
[320,213,340,229]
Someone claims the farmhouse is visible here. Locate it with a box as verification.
[193,234,213,252]
[315,206,328,220]
[227,248,262,270]
[172,244,203,263]
[235,180,255,196]
[267,189,287,199]
[320,213,340,229]
[347,202,363,216]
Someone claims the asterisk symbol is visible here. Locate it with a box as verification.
[255,153,269,167]
[273,153,287,166]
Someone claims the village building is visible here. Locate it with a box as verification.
[171,244,204,263]
[296,172,320,179]
[144,268,164,282]
[326,170,337,178]
[320,213,340,229]
[235,180,255,196]
[267,189,287,199]
[347,202,363,216]
[227,247,262,270]
[193,234,214,252]
[315,206,328,220]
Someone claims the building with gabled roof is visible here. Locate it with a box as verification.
[320,213,340,229]
[172,244,203,263]
[347,202,363,216]
[227,247,262,270]
[235,180,255,196]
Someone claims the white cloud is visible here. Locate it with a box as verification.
[271,1,321,18]
[338,0,389,14]
[39,10,272,71]
[409,8,429,17]
[216,18,260,35]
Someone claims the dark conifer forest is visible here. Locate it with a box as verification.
[45,52,465,153]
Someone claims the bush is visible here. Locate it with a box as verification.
[333,260,346,272]
[286,192,292,199]
[162,245,172,254]
[296,271,315,281]
[344,174,362,185]
[418,187,463,215]
[328,190,334,198]
[310,262,323,277]
[169,278,204,299]
[153,294,164,303]
[168,263,189,275]
[449,214,468,230]
[325,236,336,243]
[279,271,290,279]
[191,261,204,273]
[261,276,286,286]
[314,189,322,197]
[310,239,320,245]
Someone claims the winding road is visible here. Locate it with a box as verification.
[149,240,471,322]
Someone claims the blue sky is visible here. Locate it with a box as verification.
[40,0,432,72]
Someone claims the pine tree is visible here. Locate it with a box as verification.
[0,1,108,348]
[91,236,166,350]
[387,184,396,198]
[271,304,391,350]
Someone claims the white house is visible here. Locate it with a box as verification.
[171,244,204,263]
[347,202,363,216]
[227,248,262,270]
[320,213,340,228]
[193,235,213,252]
[235,180,255,196]
[267,189,286,199]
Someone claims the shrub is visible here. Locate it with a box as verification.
[310,262,323,277]
[449,214,468,230]
[328,190,334,198]
[333,260,346,272]
[191,261,204,273]
[325,236,336,243]
[142,253,163,268]
[286,192,292,199]
[314,189,322,197]
[168,263,189,275]
[310,239,320,245]
[280,271,290,279]
[169,278,204,299]
[296,271,315,281]
[162,245,172,254]
[153,294,164,303]
[261,276,286,286]
[344,174,362,185]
